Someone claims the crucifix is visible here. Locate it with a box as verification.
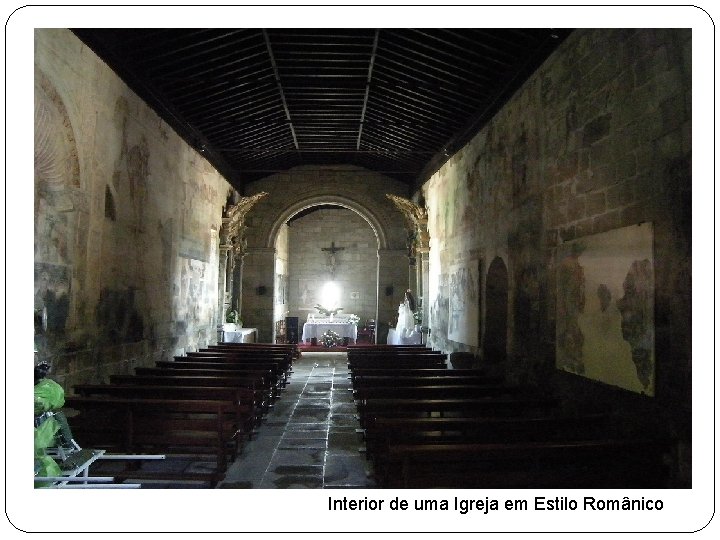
[321,241,345,279]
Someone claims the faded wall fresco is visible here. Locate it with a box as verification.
[556,223,655,395]
[34,29,231,390]
[448,261,480,346]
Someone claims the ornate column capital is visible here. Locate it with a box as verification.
[386,194,430,257]
[222,192,268,260]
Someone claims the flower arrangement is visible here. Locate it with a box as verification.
[314,304,343,317]
[226,309,240,324]
[321,330,341,347]
[348,314,360,325]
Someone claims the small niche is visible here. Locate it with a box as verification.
[105,185,116,221]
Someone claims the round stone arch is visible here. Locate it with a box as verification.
[264,195,394,344]
[266,195,389,251]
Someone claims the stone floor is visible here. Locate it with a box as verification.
[216,351,376,489]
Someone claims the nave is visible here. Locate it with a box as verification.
[218,352,375,489]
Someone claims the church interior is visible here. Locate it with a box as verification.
[29,22,694,497]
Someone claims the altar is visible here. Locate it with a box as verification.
[222,328,258,343]
[301,316,358,343]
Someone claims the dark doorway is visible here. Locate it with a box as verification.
[483,256,508,362]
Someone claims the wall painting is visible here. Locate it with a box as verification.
[556,223,655,395]
[448,260,480,346]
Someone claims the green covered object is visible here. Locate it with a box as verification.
[35,416,60,454]
[33,378,67,486]
[34,416,62,485]
[34,379,65,414]
[35,455,61,485]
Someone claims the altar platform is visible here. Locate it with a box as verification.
[300,315,358,344]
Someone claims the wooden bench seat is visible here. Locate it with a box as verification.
[108,374,271,414]
[71,383,258,428]
[347,345,432,352]
[136,366,282,399]
[175,355,289,379]
[348,357,448,370]
[166,359,288,387]
[207,342,297,356]
[378,437,670,489]
[352,374,505,387]
[356,395,560,428]
[184,353,292,373]
[362,412,613,461]
[353,384,527,401]
[63,396,243,487]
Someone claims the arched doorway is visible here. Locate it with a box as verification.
[483,256,509,362]
[273,202,382,344]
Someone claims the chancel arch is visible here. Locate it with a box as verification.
[270,198,385,344]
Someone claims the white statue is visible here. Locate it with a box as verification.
[395,289,417,336]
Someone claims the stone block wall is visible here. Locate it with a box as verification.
[287,208,378,328]
[34,29,232,391]
[422,29,691,483]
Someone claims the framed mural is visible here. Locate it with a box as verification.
[556,222,655,395]
[448,260,480,346]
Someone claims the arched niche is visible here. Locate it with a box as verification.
[483,256,509,362]
[34,67,84,339]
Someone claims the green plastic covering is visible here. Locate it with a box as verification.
[35,455,62,486]
[35,416,60,453]
[34,379,65,415]
[34,416,62,486]
[34,379,66,486]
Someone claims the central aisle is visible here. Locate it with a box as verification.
[218,351,376,488]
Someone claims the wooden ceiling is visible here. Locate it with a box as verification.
[72,28,572,192]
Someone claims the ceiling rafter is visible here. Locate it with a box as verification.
[71,27,572,190]
[262,29,298,151]
[356,30,379,150]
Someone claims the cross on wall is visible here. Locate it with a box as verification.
[321,241,345,278]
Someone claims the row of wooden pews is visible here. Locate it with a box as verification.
[347,345,671,489]
[64,342,296,487]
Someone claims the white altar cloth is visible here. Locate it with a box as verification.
[302,321,357,342]
[223,328,258,343]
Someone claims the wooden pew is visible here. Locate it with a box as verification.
[347,345,431,352]
[204,343,297,362]
[378,436,670,489]
[108,374,271,414]
[71,384,258,431]
[352,374,505,387]
[176,355,291,385]
[347,350,445,358]
[356,395,560,429]
[135,366,282,400]
[184,352,293,374]
[348,356,448,370]
[208,342,297,355]
[362,413,611,462]
[161,360,286,391]
[353,384,527,401]
[64,396,243,487]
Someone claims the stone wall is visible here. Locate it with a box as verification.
[241,165,411,341]
[287,208,379,329]
[422,29,691,483]
[34,29,232,390]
